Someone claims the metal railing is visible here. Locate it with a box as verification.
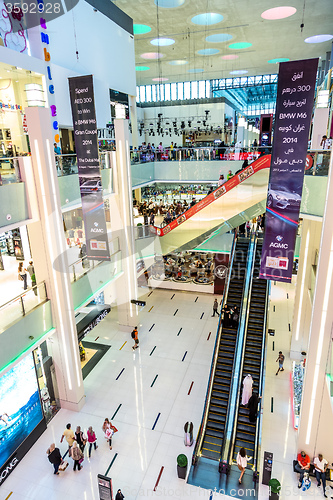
[253,277,271,474]
[131,146,272,165]
[220,234,257,466]
[55,151,113,177]
[0,281,48,333]
[0,156,22,185]
[304,150,331,176]
[191,231,237,466]
[69,256,104,282]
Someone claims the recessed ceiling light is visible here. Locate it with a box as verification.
[268,57,290,63]
[197,48,220,55]
[169,60,188,65]
[304,34,333,44]
[133,24,151,35]
[222,54,239,60]
[228,42,252,50]
[152,77,169,82]
[188,68,204,73]
[261,6,297,20]
[191,13,223,25]
[206,33,233,43]
[140,52,164,59]
[230,70,248,75]
[136,66,150,71]
[150,38,175,46]
[154,0,185,8]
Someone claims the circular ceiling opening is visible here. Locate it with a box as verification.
[261,6,297,20]
[150,38,175,46]
[206,33,233,43]
[191,13,223,25]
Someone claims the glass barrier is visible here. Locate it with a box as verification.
[69,256,103,282]
[0,281,48,334]
[0,157,23,185]
[55,151,112,177]
[130,147,272,165]
[134,225,154,239]
[304,150,331,176]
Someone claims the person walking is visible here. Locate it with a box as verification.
[131,326,139,350]
[115,489,125,500]
[26,260,34,281]
[314,453,328,496]
[87,426,98,458]
[212,298,219,317]
[241,374,253,406]
[276,351,285,375]
[237,447,252,484]
[60,423,75,450]
[18,262,27,290]
[46,443,63,475]
[247,392,261,423]
[295,451,310,488]
[75,426,87,453]
[69,441,83,471]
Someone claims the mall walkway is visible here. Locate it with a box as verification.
[1,284,319,500]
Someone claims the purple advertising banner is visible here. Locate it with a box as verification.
[259,58,318,283]
[68,75,110,261]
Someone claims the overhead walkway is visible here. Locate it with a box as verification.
[151,155,271,254]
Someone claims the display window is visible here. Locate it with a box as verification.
[0,61,45,186]
[33,341,60,423]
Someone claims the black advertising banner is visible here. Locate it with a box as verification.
[260,58,318,282]
[68,75,110,261]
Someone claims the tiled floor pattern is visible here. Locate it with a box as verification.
[1,283,330,499]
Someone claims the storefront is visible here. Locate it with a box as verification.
[0,353,47,485]
[75,292,111,379]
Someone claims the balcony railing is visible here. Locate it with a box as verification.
[0,281,48,334]
[55,151,113,177]
[130,146,272,165]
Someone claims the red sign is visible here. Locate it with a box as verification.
[154,154,271,237]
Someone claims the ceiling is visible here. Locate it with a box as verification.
[114,0,333,86]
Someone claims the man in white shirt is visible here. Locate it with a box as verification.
[218,175,226,187]
[313,453,328,496]
[320,135,331,150]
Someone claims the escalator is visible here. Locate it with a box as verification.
[231,239,268,467]
[200,238,249,461]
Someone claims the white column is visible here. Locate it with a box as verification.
[25,107,85,411]
[113,118,139,328]
[290,218,322,359]
[297,152,333,455]
[129,95,139,148]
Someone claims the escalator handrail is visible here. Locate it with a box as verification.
[226,234,260,466]
[152,155,271,237]
[254,278,271,473]
[220,233,257,465]
[191,231,237,465]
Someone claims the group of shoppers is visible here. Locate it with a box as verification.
[295,450,330,496]
[17,260,36,293]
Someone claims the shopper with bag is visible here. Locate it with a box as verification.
[69,441,83,471]
[87,426,98,458]
[131,326,139,350]
[46,443,63,475]
[75,426,87,453]
[103,418,118,450]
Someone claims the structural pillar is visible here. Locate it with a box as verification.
[112,117,139,328]
[290,218,322,358]
[297,152,333,455]
[129,95,139,148]
[25,107,85,411]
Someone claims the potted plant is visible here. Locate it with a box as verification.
[268,478,281,500]
[177,454,188,479]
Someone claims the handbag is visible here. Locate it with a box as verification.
[59,461,69,471]
[111,425,118,433]
[79,457,84,464]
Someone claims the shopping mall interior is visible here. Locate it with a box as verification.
[0,1,332,499]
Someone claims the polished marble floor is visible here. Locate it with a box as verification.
[1,283,330,499]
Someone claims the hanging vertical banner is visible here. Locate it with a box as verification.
[69,75,110,261]
[260,58,318,283]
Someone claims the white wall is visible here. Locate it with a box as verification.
[48,1,136,97]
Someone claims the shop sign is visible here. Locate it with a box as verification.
[39,1,60,146]
[259,59,318,283]
[0,102,22,111]
[81,307,111,339]
[0,455,19,485]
